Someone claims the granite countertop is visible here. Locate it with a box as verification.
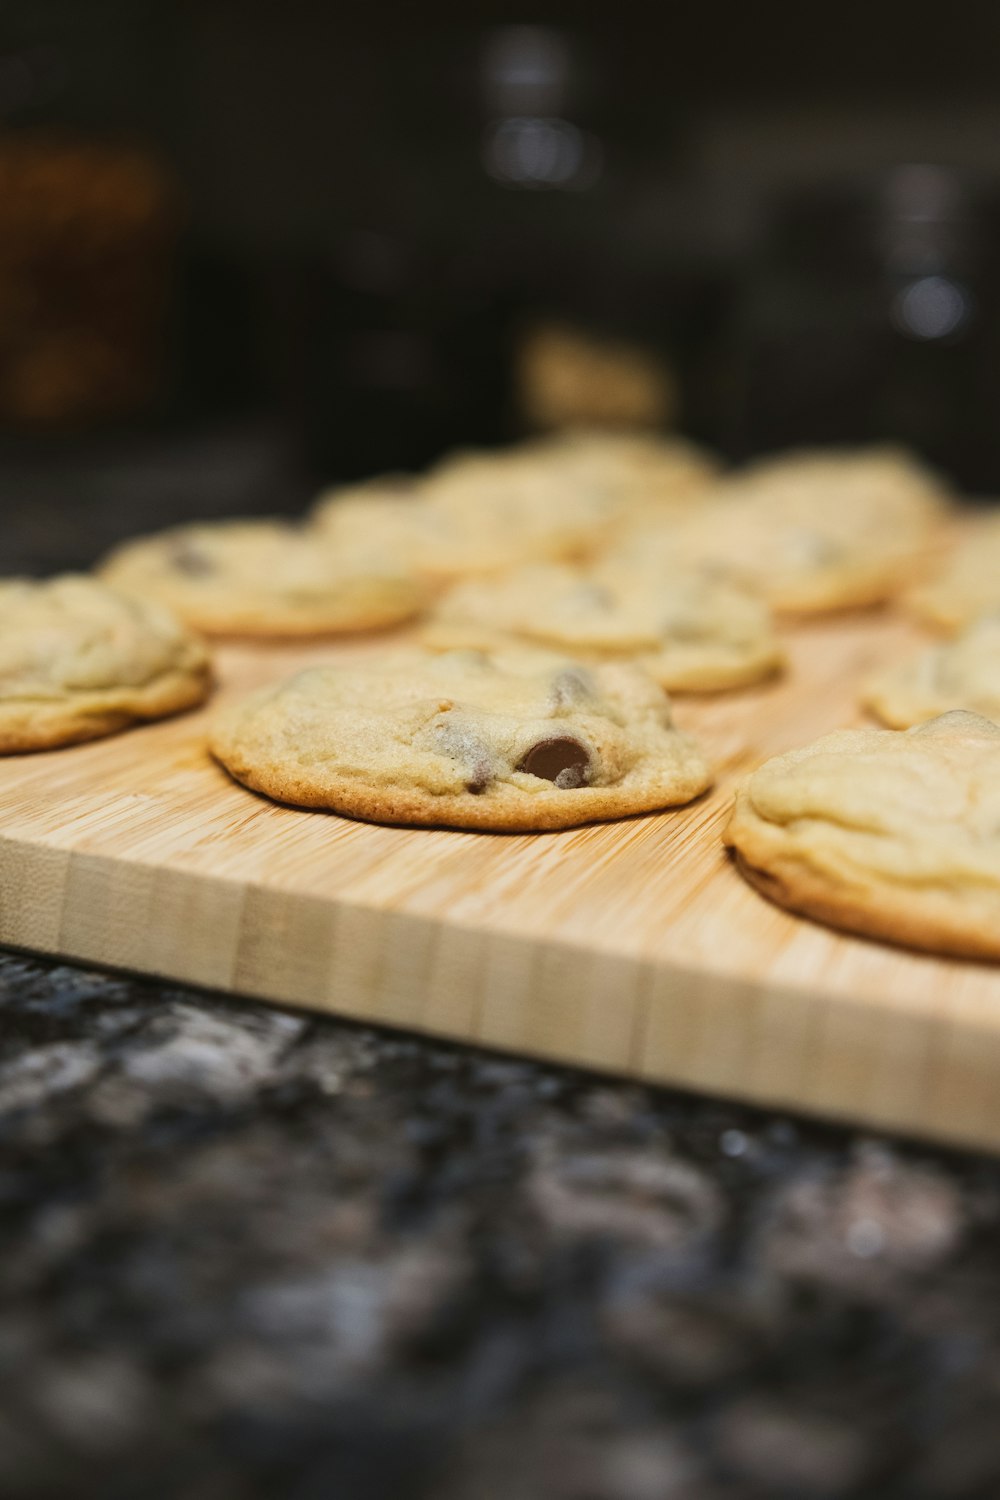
[6,456,1000,1499]
[2,949,1000,1500]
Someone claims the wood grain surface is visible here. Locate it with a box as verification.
[2,607,999,1151]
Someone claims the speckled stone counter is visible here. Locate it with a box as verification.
[2,949,1000,1500]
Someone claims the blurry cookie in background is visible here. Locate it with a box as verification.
[515,321,677,432]
[609,445,951,614]
[0,575,210,752]
[516,427,722,523]
[316,426,721,585]
[100,519,427,637]
[908,513,1000,632]
[210,645,712,831]
[864,616,1000,728]
[425,562,783,693]
[315,461,615,585]
[736,445,951,515]
[424,444,621,555]
[725,711,1000,960]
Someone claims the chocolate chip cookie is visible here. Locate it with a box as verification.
[864,616,1000,728]
[612,446,950,614]
[909,514,1000,632]
[210,646,712,830]
[518,427,720,522]
[725,711,1000,959]
[424,562,783,692]
[314,459,614,584]
[100,519,427,637]
[0,574,211,752]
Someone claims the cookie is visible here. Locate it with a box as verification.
[314,477,595,585]
[610,446,950,614]
[0,574,211,752]
[725,711,1000,959]
[864,616,1000,728]
[315,459,614,584]
[520,427,720,521]
[424,562,783,692]
[314,431,719,587]
[738,444,949,513]
[421,439,652,549]
[908,514,1000,632]
[430,430,719,540]
[210,646,712,830]
[100,519,427,637]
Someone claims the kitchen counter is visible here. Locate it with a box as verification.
[2,948,1000,1500]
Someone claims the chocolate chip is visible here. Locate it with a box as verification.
[517,736,591,789]
[465,760,493,794]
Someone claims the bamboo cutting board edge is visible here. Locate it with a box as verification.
[3,830,1000,1153]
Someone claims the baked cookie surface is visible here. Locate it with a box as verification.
[316,455,615,582]
[508,428,720,521]
[909,514,1000,632]
[210,646,711,830]
[100,519,427,637]
[738,444,949,510]
[612,446,949,613]
[314,480,598,585]
[864,617,1000,728]
[316,471,611,582]
[424,562,782,692]
[314,432,719,586]
[0,574,211,752]
[725,710,1000,959]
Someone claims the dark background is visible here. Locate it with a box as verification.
[4,0,1000,568]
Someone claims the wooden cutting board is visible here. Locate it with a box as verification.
[2,608,999,1153]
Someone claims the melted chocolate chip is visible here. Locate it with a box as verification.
[465,759,493,794]
[517,736,591,789]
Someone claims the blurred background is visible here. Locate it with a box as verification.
[5,0,1000,569]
